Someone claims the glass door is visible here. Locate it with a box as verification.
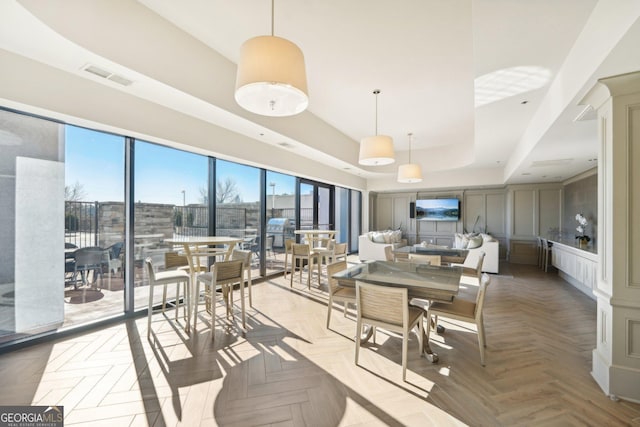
[298,179,334,233]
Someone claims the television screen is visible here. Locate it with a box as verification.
[415,198,460,221]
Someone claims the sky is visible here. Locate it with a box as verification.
[65,125,296,205]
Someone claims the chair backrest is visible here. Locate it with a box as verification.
[326,260,348,294]
[384,245,394,261]
[408,253,441,266]
[474,273,491,319]
[356,280,407,327]
[285,238,295,253]
[318,238,334,249]
[75,247,106,268]
[334,242,347,256]
[231,248,252,269]
[145,257,156,284]
[292,243,311,256]
[212,260,244,286]
[164,251,189,270]
[107,242,124,259]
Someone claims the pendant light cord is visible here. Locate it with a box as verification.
[271,0,275,36]
[373,89,380,135]
[408,133,413,163]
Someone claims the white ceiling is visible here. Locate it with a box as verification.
[2,0,640,191]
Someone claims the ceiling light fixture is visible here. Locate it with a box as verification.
[397,133,422,183]
[359,89,394,166]
[235,0,308,117]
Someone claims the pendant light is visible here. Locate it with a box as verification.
[397,133,423,183]
[235,0,308,117]
[358,90,395,166]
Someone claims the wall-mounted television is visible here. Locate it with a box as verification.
[415,198,460,221]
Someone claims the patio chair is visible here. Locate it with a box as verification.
[145,258,191,338]
[104,242,124,277]
[73,246,109,292]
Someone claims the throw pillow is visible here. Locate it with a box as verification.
[467,235,483,249]
[372,232,386,243]
[391,229,402,243]
[480,233,495,243]
[382,231,392,244]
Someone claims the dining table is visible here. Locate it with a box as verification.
[294,229,336,248]
[333,260,462,363]
[165,236,242,332]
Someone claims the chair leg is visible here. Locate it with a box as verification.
[355,318,362,365]
[316,257,322,286]
[477,320,486,366]
[326,296,333,329]
[247,269,252,307]
[211,283,216,342]
[307,258,312,290]
[162,284,167,313]
[147,284,154,338]
[193,281,200,330]
[402,329,408,382]
[290,258,295,288]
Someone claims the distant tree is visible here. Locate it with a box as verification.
[199,186,208,204]
[217,177,240,203]
[65,181,86,201]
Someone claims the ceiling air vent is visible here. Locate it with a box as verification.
[82,64,133,86]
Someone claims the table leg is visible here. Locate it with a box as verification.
[423,306,439,363]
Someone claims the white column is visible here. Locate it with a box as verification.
[581,71,640,402]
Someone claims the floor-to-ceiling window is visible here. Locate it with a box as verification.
[350,190,362,253]
[133,141,209,310]
[63,125,125,325]
[266,171,296,275]
[215,159,263,276]
[0,106,363,347]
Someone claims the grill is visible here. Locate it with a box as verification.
[267,218,290,248]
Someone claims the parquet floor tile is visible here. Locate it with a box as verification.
[1,262,639,426]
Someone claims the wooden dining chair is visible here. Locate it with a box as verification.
[194,259,245,340]
[231,248,253,307]
[451,251,485,287]
[283,238,295,279]
[426,273,491,365]
[355,280,424,381]
[326,261,356,329]
[290,243,321,289]
[331,242,348,263]
[145,258,191,338]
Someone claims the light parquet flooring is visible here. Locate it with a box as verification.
[1,263,640,426]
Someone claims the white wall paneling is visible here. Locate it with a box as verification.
[581,71,640,402]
